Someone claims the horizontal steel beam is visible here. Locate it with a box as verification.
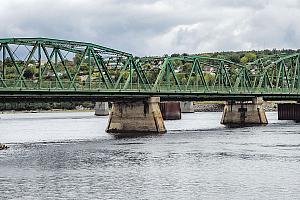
[1,90,300,102]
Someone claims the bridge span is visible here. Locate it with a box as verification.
[1,38,300,136]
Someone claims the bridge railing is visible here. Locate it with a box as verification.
[1,79,300,95]
[0,79,110,91]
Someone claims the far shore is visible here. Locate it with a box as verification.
[0,101,283,114]
[0,109,95,114]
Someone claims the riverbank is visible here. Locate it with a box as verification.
[0,101,281,114]
[194,103,224,112]
[0,108,94,115]
[193,101,278,112]
[0,102,95,112]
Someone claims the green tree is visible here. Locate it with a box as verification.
[240,56,248,64]
[73,53,83,65]
[240,53,257,64]
[181,77,187,85]
[23,66,37,79]
[204,73,215,85]
[228,53,241,63]
[182,63,192,74]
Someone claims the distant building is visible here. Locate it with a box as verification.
[203,66,216,73]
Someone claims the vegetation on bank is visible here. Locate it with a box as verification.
[0,102,95,111]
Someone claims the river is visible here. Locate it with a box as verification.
[1,112,300,199]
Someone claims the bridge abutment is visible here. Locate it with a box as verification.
[221,97,268,126]
[106,97,166,137]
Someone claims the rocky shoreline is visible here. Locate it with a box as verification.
[194,104,224,112]
[0,102,278,115]
[193,102,278,112]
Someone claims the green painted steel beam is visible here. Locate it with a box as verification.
[0,37,131,57]
[0,37,300,100]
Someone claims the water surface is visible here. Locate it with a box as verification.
[1,112,300,199]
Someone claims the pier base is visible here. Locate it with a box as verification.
[160,101,181,120]
[106,97,166,137]
[221,97,268,126]
[278,103,300,121]
[95,102,109,116]
[180,101,195,113]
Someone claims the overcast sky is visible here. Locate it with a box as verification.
[0,0,299,56]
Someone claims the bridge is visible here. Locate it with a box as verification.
[0,38,300,136]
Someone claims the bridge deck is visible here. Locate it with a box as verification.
[1,88,300,102]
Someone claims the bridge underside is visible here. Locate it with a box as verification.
[1,91,300,102]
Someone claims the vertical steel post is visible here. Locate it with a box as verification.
[38,43,42,89]
[54,49,58,88]
[166,62,170,90]
[88,48,92,90]
[2,44,5,80]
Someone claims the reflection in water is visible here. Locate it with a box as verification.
[1,112,300,199]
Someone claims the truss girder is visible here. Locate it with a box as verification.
[0,37,300,96]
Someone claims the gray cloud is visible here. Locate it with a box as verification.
[0,0,299,56]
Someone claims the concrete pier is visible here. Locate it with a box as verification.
[106,97,166,137]
[278,103,300,121]
[221,97,268,126]
[95,102,109,116]
[160,101,181,120]
[180,101,194,113]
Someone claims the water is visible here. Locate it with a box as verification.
[1,112,300,199]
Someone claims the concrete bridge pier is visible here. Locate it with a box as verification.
[180,101,195,113]
[106,97,166,137]
[221,97,268,126]
[278,103,300,121]
[95,102,109,116]
[160,101,181,120]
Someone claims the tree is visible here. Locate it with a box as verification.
[73,53,83,65]
[181,77,187,85]
[240,52,257,64]
[240,56,249,64]
[182,63,192,74]
[23,66,37,79]
[171,53,180,57]
[204,73,215,85]
[228,53,241,63]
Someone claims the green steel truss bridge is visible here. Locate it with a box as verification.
[0,37,300,102]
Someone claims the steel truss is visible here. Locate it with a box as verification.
[0,38,300,99]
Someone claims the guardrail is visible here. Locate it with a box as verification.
[1,79,300,95]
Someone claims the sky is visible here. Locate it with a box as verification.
[0,0,299,56]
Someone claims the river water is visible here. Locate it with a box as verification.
[0,112,300,199]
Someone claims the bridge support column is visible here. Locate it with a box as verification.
[278,103,300,121]
[95,102,109,116]
[106,97,166,137]
[160,101,181,120]
[180,101,194,113]
[221,97,268,126]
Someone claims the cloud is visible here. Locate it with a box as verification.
[0,0,299,56]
